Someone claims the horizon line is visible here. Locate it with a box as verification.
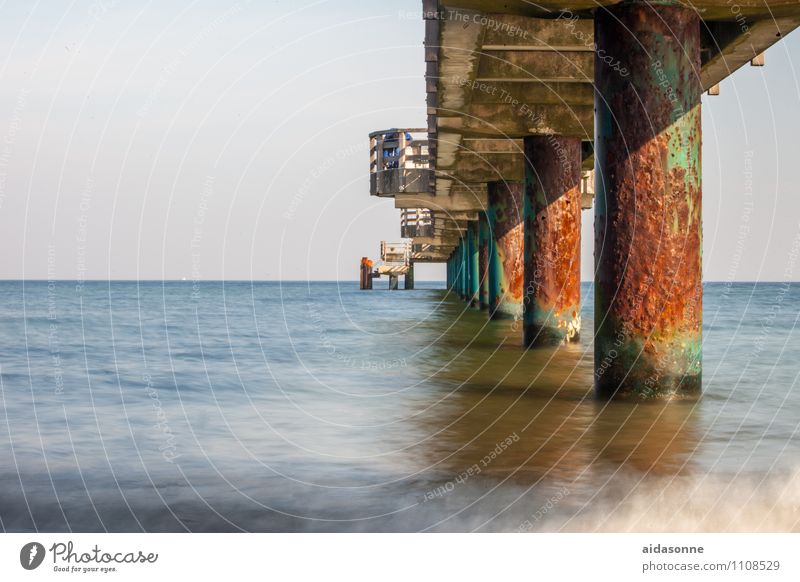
[0,279,796,284]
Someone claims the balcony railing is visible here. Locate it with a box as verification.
[400,208,433,238]
[380,241,411,267]
[369,128,432,197]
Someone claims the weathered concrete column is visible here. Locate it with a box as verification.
[405,262,414,290]
[523,136,582,347]
[594,2,702,399]
[446,254,451,290]
[467,221,479,306]
[487,181,524,319]
[389,274,399,291]
[478,214,489,310]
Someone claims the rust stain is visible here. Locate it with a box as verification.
[490,182,524,312]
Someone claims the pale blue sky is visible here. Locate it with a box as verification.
[0,0,797,281]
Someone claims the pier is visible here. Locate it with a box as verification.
[361,0,800,399]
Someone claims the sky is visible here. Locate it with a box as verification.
[0,0,798,282]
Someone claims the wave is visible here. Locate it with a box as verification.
[558,468,800,532]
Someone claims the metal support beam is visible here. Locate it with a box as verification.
[523,135,582,347]
[594,2,702,399]
[487,181,524,319]
[389,274,399,291]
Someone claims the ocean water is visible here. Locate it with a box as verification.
[0,280,798,532]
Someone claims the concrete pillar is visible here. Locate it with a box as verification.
[478,214,490,310]
[405,263,415,290]
[446,254,452,290]
[487,181,524,319]
[594,2,702,399]
[523,135,582,347]
[389,274,399,291]
[467,222,479,306]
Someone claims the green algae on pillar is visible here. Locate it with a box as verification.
[594,1,702,399]
[487,181,524,320]
[523,135,582,347]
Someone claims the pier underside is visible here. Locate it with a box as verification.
[366,0,798,398]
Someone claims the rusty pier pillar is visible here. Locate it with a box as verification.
[359,257,373,290]
[460,235,469,301]
[467,221,479,307]
[523,136,582,347]
[456,238,465,300]
[594,1,702,399]
[478,214,489,310]
[450,244,457,296]
[487,181,524,320]
[451,252,456,294]
[405,262,414,290]
[453,239,460,298]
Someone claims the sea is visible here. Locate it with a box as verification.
[0,280,798,532]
